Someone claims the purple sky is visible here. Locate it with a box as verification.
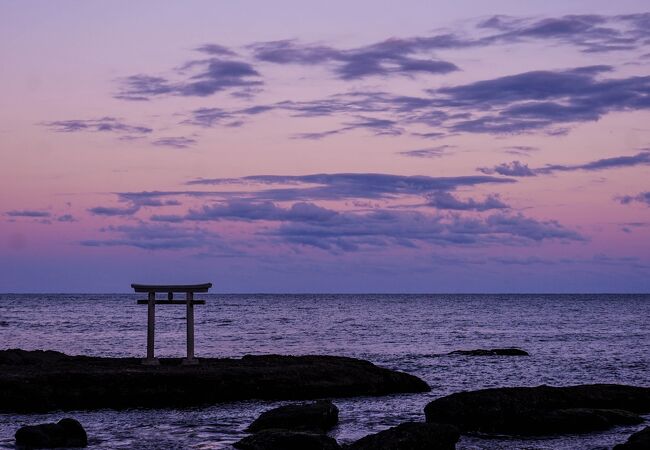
[1,1,649,292]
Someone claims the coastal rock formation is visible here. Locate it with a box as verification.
[234,429,341,450]
[346,422,460,450]
[247,400,339,432]
[614,426,650,449]
[447,348,529,356]
[15,418,87,448]
[0,349,429,413]
[424,384,650,435]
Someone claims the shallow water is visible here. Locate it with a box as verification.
[1,294,649,448]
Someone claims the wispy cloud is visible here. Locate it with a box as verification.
[5,210,51,218]
[618,191,650,207]
[399,145,455,158]
[479,151,650,176]
[42,117,152,134]
[248,14,650,80]
[115,45,262,100]
[152,136,197,149]
[427,192,509,211]
[80,223,238,253]
[250,38,458,80]
[185,172,515,201]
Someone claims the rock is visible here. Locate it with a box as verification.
[526,408,642,434]
[0,349,429,413]
[234,429,341,450]
[346,422,460,450]
[15,418,87,448]
[248,400,339,432]
[448,348,529,356]
[615,426,650,449]
[424,384,650,435]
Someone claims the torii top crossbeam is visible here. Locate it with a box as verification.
[131,283,212,293]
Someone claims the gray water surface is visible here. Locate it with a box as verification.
[1,294,649,449]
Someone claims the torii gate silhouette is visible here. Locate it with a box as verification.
[132,283,212,365]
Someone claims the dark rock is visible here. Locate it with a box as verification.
[448,348,529,356]
[614,426,650,449]
[15,418,87,448]
[527,408,642,434]
[346,422,460,450]
[248,400,339,432]
[0,349,429,413]
[234,429,341,450]
[424,384,650,435]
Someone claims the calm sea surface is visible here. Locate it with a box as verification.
[1,294,649,449]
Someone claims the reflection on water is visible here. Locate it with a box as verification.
[1,294,649,448]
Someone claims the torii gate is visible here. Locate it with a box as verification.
[132,283,212,365]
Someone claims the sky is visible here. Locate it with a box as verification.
[1,0,649,293]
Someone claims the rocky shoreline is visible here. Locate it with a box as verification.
[0,349,429,413]
[4,349,650,448]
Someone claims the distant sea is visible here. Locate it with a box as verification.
[1,294,649,449]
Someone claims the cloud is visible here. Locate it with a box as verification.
[618,191,650,206]
[480,151,650,177]
[271,209,584,252]
[100,168,586,256]
[479,161,537,177]
[87,205,141,216]
[152,136,197,149]
[537,151,650,174]
[185,200,338,222]
[115,53,262,100]
[5,210,51,218]
[427,191,509,211]
[186,65,649,139]
[478,13,650,53]
[186,172,516,201]
[503,145,539,156]
[146,198,580,253]
[80,223,236,252]
[249,39,458,80]
[88,194,181,217]
[57,214,76,222]
[248,14,650,80]
[42,117,152,134]
[194,43,237,56]
[430,66,650,134]
[484,213,584,241]
[399,145,455,158]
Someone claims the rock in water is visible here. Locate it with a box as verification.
[247,400,339,432]
[448,348,529,356]
[615,426,650,449]
[424,384,650,435]
[0,349,429,412]
[347,422,460,450]
[234,429,341,450]
[15,418,87,448]
[528,408,642,434]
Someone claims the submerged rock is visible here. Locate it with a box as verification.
[615,426,650,449]
[346,422,459,450]
[448,348,529,356]
[15,418,87,448]
[248,400,339,432]
[0,349,429,412]
[424,384,650,435]
[234,429,341,450]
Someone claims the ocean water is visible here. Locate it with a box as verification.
[1,293,649,449]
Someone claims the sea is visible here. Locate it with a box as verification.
[1,294,649,449]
